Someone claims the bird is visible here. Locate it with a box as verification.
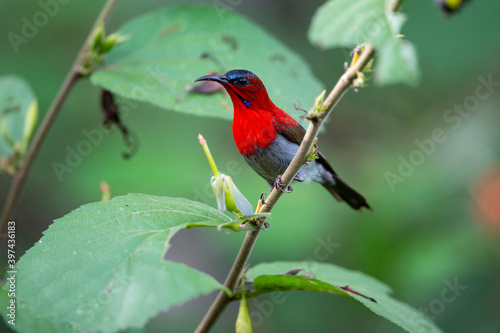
[195,69,371,211]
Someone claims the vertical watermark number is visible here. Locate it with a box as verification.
[6,221,17,326]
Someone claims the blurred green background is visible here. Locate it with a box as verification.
[1,0,500,332]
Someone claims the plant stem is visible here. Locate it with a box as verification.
[195,44,376,333]
[0,0,119,242]
[199,134,221,177]
[195,229,260,332]
[390,0,405,12]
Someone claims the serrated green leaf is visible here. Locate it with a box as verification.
[308,0,420,86]
[13,194,239,333]
[0,75,37,157]
[90,6,323,120]
[246,262,443,333]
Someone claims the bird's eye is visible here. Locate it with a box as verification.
[236,77,248,86]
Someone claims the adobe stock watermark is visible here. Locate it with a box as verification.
[7,0,71,54]
[385,74,500,192]
[405,277,467,330]
[248,234,340,328]
[51,65,171,182]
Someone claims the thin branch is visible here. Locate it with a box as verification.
[194,229,260,332]
[0,0,120,242]
[195,44,376,333]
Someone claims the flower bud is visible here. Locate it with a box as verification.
[236,280,252,333]
[435,0,469,13]
[211,173,253,217]
[91,25,105,51]
[101,32,129,54]
[200,134,253,217]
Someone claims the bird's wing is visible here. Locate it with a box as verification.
[317,151,338,176]
[275,121,338,177]
[275,121,306,145]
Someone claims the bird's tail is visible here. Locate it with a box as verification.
[323,175,371,211]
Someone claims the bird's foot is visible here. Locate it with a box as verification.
[259,221,270,231]
[274,175,293,193]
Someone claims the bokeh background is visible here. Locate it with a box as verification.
[1,0,500,332]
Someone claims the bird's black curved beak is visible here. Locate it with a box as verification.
[194,74,228,85]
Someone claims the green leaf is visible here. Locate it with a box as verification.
[308,0,420,86]
[248,274,347,297]
[0,288,73,333]
[246,262,443,333]
[90,6,323,120]
[13,194,240,333]
[0,75,37,157]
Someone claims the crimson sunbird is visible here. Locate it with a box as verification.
[195,69,370,211]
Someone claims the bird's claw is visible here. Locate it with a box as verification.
[274,175,293,193]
